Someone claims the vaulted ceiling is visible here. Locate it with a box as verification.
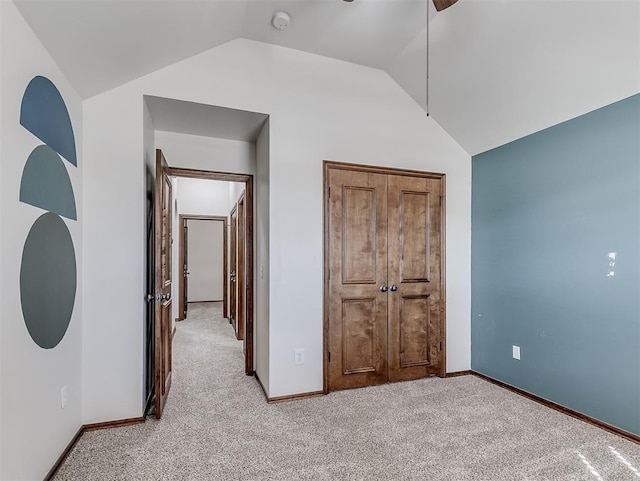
[14,0,640,154]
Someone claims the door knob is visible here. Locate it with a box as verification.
[379,284,388,292]
[389,285,398,292]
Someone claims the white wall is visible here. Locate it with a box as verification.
[0,3,4,475]
[255,120,270,389]
[82,38,470,412]
[187,219,224,302]
[1,2,83,478]
[176,177,230,217]
[156,130,256,175]
[228,180,245,209]
[83,77,145,425]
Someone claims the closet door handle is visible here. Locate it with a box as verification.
[389,285,398,292]
[379,284,389,292]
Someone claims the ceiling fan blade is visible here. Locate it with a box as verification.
[433,0,459,12]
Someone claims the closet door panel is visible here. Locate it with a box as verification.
[327,169,389,390]
[387,174,444,382]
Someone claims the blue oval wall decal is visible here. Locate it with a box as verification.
[20,145,77,220]
[20,76,77,166]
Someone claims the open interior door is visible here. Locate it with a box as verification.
[154,149,173,419]
[182,219,188,320]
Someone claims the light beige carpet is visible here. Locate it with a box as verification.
[53,303,640,480]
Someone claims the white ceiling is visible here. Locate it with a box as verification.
[14,0,434,100]
[14,0,640,154]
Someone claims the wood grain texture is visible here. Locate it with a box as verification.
[324,161,444,180]
[444,370,471,378]
[237,192,246,341]
[387,174,443,382]
[154,150,173,420]
[267,391,325,404]
[243,177,254,375]
[83,417,146,431]
[223,219,228,320]
[229,204,238,333]
[327,168,388,391]
[324,161,446,392]
[433,0,459,12]
[342,187,377,283]
[180,218,188,319]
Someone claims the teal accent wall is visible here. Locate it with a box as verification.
[472,94,640,435]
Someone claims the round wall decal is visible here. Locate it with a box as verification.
[20,212,77,349]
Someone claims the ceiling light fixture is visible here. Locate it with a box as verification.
[271,11,291,31]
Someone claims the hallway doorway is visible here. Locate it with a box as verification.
[169,165,255,378]
[177,215,228,322]
[147,151,256,420]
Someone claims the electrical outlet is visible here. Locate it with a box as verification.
[294,348,305,365]
[512,345,521,360]
[60,386,68,409]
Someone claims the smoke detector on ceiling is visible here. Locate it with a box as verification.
[271,11,291,31]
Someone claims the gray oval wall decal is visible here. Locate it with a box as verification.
[20,212,77,349]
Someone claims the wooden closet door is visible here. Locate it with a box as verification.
[327,169,389,390]
[229,206,237,330]
[387,174,444,382]
[237,194,246,341]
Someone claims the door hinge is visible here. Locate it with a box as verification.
[328,187,331,199]
[439,341,443,351]
[328,352,331,363]
[439,195,443,206]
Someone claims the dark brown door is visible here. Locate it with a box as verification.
[237,193,246,342]
[222,220,228,320]
[181,219,188,320]
[154,149,173,419]
[325,162,445,393]
[387,175,443,382]
[327,169,389,391]
[229,205,238,330]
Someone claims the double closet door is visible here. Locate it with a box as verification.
[326,163,445,392]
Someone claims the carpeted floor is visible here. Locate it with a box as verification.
[53,302,640,480]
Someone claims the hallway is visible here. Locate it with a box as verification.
[54,302,262,480]
[53,303,640,480]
